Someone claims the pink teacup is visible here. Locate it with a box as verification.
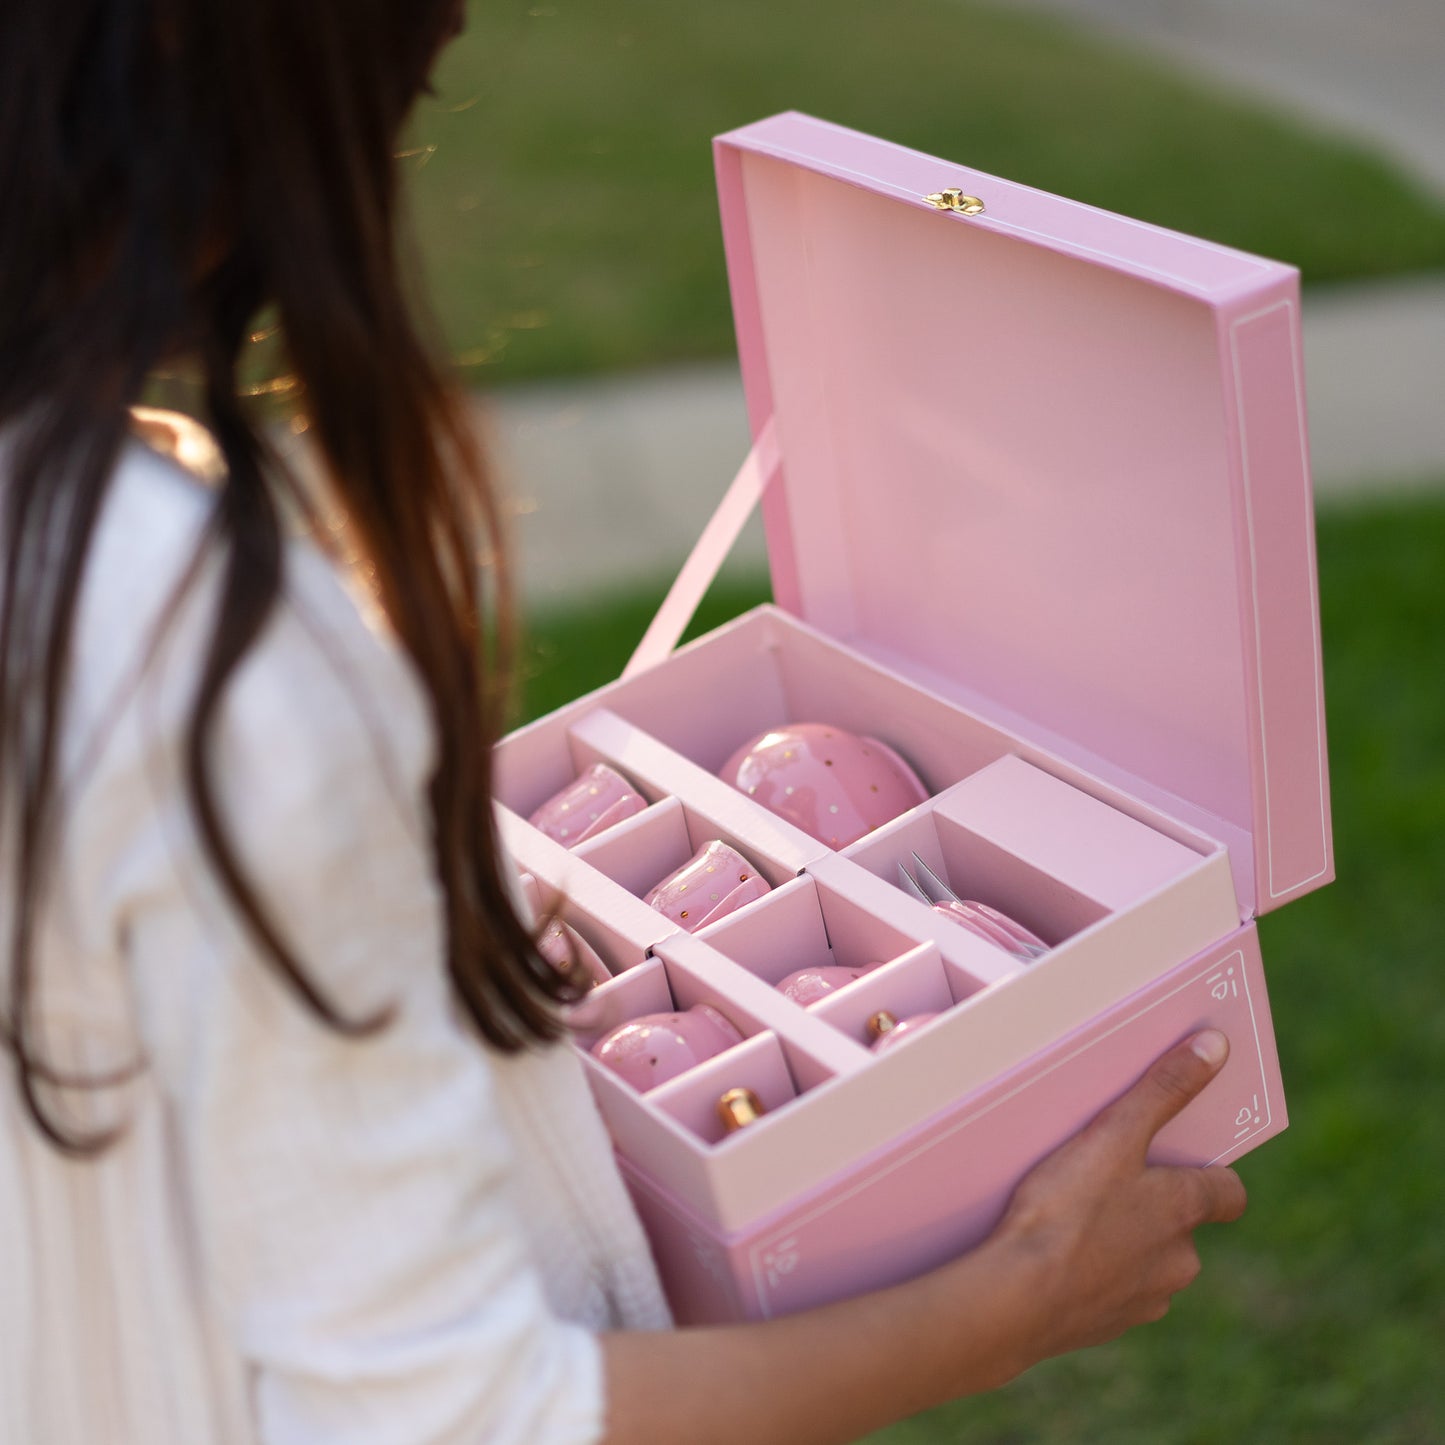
[644,840,771,933]
[534,914,611,989]
[775,961,884,1006]
[722,723,929,848]
[528,763,647,848]
[590,1004,745,1091]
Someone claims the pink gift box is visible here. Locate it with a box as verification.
[494,113,1332,1324]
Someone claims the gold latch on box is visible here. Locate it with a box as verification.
[924,187,985,216]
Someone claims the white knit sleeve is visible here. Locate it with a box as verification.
[100,538,610,1445]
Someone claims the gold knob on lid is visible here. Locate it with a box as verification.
[924,187,985,216]
[866,1010,899,1041]
[716,1087,765,1133]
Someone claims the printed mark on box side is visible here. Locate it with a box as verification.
[762,1238,801,1290]
[1234,1093,1263,1140]
[1207,964,1239,1001]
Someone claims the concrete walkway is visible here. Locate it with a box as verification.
[982,0,1445,199]
[486,0,1445,611]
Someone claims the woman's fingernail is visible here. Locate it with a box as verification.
[1191,1029,1229,1067]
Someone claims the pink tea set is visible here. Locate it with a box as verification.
[495,113,1333,1324]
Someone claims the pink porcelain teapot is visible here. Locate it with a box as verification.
[721,723,929,848]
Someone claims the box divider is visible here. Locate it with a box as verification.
[496,803,679,957]
[655,931,870,1078]
[568,708,829,874]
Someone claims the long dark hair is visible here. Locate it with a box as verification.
[1,0,578,1151]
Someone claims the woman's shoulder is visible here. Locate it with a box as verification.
[59,417,437,903]
[74,415,432,770]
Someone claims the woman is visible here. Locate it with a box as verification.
[0,3,1246,1442]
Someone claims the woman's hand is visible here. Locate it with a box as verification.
[985,1028,1248,1363]
[602,1030,1247,1445]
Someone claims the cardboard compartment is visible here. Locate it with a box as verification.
[696,872,994,1017]
[649,1032,813,1146]
[842,758,1226,984]
[567,955,674,1047]
[575,794,792,906]
[492,712,661,826]
[516,870,646,983]
[929,756,1218,912]
[592,607,1016,800]
[810,946,971,1050]
[573,951,769,1082]
[496,803,680,962]
[844,799,1109,955]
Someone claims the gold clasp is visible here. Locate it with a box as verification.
[924,187,985,216]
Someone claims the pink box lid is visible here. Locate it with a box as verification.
[711,112,1333,918]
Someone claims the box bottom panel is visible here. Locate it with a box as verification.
[623,923,1282,1324]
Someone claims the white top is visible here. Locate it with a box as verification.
[0,427,671,1445]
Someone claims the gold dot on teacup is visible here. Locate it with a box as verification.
[680,909,689,919]
[870,784,879,792]
[867,1009,899,1040]
[739,872,749,881]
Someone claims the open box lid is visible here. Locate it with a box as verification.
[695,112,1332,920]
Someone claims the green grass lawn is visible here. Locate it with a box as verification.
[515,493,1445,1442]
[405,0,1445,386]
